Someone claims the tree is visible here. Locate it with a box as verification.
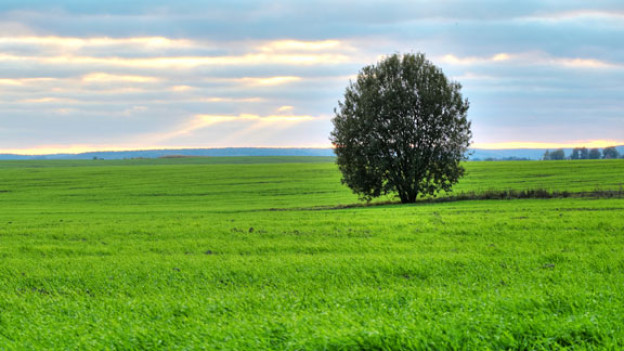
[588,148,601,159]
[549,148,565,160]
[571,147,588,160]
[580,147,588,159]
[543,150,551,160]
[330,53,471,203]
[603,146,619,159]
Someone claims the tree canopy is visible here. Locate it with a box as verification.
[588,148,602,159]
[571,147,588,160]
[330,53,472,203]
[545,149,565,160]
[602,146,620,159]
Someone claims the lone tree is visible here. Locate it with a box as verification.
[330,53,471,203]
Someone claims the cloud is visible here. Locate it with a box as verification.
[0,2,623,152]
[439,51,621,69]
[197,97,265,103]
[0,36,360,70]
[0,78,26,86]
[258,39,347,52]
[199,113,317,122]
[276,105,294,113]
[170,85,193,92]
[237,76,302,86]
[554,58,616,69]
[17,97,79,103]
[0,77,58,86]
[82,72,160,83]
[0,35,193,48]
[0,52,353,70]
[517,10,624,24]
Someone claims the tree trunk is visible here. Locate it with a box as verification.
[399,186,418,203]
[398,191,409,203]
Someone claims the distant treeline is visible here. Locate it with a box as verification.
[2,147,622,161]
[543,146,621,160]
[476,156,532,162]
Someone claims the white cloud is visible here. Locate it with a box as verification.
[439,52,620,69]
[237,76,302,86]
[276,105,294,113]
[258,39,348,52]
[82,73,160,83]
[0,35,195,49]
[518,10,624,24]
[17,97,79,103]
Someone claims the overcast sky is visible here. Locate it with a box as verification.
[1,0,623,154]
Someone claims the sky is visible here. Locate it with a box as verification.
[1,0,623,154]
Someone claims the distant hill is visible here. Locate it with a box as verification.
[0,146,622,160]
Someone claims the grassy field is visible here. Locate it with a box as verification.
[1,158,623,350]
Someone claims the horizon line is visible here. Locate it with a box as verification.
[2,140,624,156]
[0,145,334,157]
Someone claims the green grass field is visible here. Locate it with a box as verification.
[1,158,623,350]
